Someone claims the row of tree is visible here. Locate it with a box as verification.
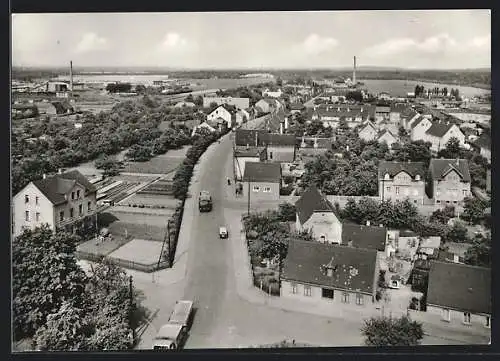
[13,226,147,350]
[414,84,461,99]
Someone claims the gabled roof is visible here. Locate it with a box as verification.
[425,121,458,138]
[32,170,97,205]
[234,129,268,146]
[260,133,296,147]
[290,103,305,110]
[242,162,281,183]
[341,223,387,251]
[378,161,426,179]
[377,129,397,139]
[410,115,427,129]
[427,261,491,314]
[297,137,333,149]
[282,240,378,294]
[360,120,377,132]
[295,185,340,225]
[429,158,471,182]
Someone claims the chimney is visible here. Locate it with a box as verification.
[456,158,460,166]
[284,116,289,130]
[69,61,74,92]
[353,56,357,85]
[246,143,249,150]
[366,220,371,226]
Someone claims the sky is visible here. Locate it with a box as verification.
[11,10,491,69]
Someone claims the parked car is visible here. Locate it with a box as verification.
[219,226,228,239]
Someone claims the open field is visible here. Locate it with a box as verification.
[108,238,164,265]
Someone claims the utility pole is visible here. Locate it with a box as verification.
[129,275,136,346]
[247,179,251,216]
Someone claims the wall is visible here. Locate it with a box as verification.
[12,182,55,237]
[234,156,260,181]
[54,184,97,229]
[301,212,342,244]
[427,305,491,330]
[379,173,426,205]
[243,181,280,201]
[281,280,373,307]
[267,145,295,163]
[433,170,471,205]
[410,118,433,142]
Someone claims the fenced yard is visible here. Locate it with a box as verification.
[246,235,280,296]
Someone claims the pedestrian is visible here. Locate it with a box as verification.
[227,177,231,185]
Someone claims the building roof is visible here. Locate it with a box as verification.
[260,133,296,147]
[234,129,268,146]
[297,137,333,149]
[425,121,456,138]
[427,261,491,314]
[429,158,471,182]
[378,161,426,179]
[341,223,387,251]
[410,115,426,129]
[295,185,340,225]
[242,162,281,183]
[282,240,378,294]
[234,146,266,158]
[360,120,377,132]
[377,129,397,140]
[32,170,97,205]
[474,133,491,149]
[375,106,391,113]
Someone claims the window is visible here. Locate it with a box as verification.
[25,211,29,221]
[356,293,364,305]
[386,186,391,192]
[442,308,451,322]
[77,190,81,198]
[59,211,64,222]
[35,196,39,205]
[269,151,273,160]
[79,204,83,216]
[341,292,350,303]
[462,190,468,196]
[304,285,312,297]
[291,283,298,294]
[35,212,40,222]
[395,187,400,195]
[70,208,74,218]
[71,192,75,200]
[463,312,471,324]
[263,187,271,193]
[436,200,441,204]
[322,288,334,299]
[88,201,91,212]
[252,186,260,192]
[24,195,29,203]
[485,316,490,328]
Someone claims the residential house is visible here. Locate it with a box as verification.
[234,129,268,147]
[12,170,97,237]
[416,236,442,260]
[378,161,427,205]
[424,121,466,153]
[341,222,387,252]
[358,121,378,142]
[473,133,491,163]
[207,105,236,128]
[297,136,333,156]
[374,106,391,123]
[174,101,196,108]
[410,116,433,142]
[281,240,379,307]
[202,96,250,110]
[255,99,275,114]
[437,242,470,264]
[260,133,296,163]
[242,162,281,201]
[295,186,342,244]
[389,103,408,124]
[262,88,283,98]
[378,92,391,101]
[233,146,267,181]
[377,129,398,148]
[312,105,373,129]
[401,108,420,130]
[378,119,399,136]
[426,261,491,329]
[428,158,471,206]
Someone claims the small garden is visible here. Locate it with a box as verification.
[242,203,313,296]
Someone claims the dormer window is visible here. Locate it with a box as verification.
[384,173,390,180]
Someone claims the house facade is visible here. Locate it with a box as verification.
[410,116,433,142]
[378,161,427,204]
[426,261,491,329]
[235,109,250,126]
[12,170,97,237]
[358,121,378,142]
[375,106,391,123]
[260,133,296,163]
[295,186,342,244]
[255,99,274,114]
[262,88,283,98]
[428,159,471,206]
[377,130,398,148]
[281,240,379,308]
[242,162,281,201]
[425,122,466,153]
[207,105,234,128]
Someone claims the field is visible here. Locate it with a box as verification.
[361,79,490,98]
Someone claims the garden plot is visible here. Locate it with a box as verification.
[122,193,180,209]
[108,238,164,266]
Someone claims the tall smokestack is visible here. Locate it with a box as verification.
[353,56,357,85]
[69,60,74,92]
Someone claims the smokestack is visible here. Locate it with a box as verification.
[353,56,357,85]
[69,61,74,92]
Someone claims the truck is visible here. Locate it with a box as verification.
[198,190,212,212]
[152,300,193,351]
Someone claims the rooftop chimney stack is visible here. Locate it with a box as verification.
[69,61,74,92]
[353,56,357,85]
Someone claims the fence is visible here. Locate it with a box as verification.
[75,250,170,273]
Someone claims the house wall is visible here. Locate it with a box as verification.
[13,183,55,237]
[207,107,232,126]
[53,185,97,231]
[427,305,491,329]
[234,156,260,181]
[433,170,471,205]
[267,145,295,163]
[281,280,374,307]
[243,181,280,201]
[390,112,401,123]
[410,118,433,142]
[378,133,398,148]
[440,125,466,149]
[379,172,426,205]
[359,126,377,142]
[255,100,271,114]
[299,212,342,244]
[405,114,420,130]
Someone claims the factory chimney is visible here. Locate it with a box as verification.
[353,56,357,85]
[69,60,74,92]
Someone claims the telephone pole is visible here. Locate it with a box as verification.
[247,180,251,216]
[129,275,136,345]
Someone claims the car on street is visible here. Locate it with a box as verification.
[199,190,213,212]
[152,324,187,350]
[219,226,228,239]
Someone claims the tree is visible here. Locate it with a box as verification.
[361,315,424,346]
[398,126,408,138]
[430,206,455,224]
[461,197,488,225]
[193,95,203,107]
[438,137,461,159]
[185,94,194,103]
[95,155,122,177]
[277,202,296,222]
[445,221,469,243]
[259,226,291,280]
[134,85,146,94]
[13,226,88,340]
[464,234,491,267]
[346,90,363,102]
